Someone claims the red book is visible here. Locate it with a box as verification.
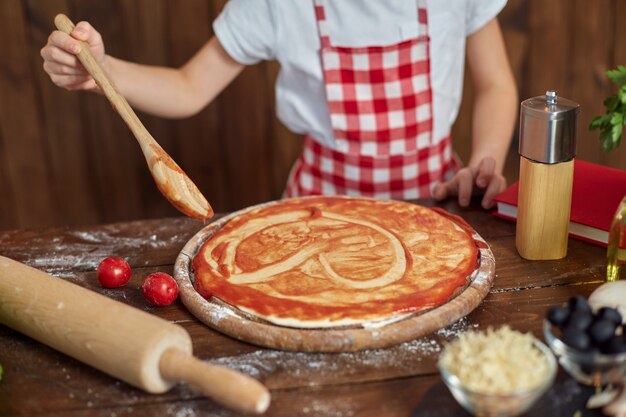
[493,160,626,247]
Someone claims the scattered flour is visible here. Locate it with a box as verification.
[300,399,356,417]
[166,405,198,417]
[206,317,474,384]
[1,221,195,277]
[435,316,478,338]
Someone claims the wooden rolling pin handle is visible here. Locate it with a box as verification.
[160,347,270,414]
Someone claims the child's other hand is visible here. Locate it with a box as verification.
[40,21,106,91]
[433,157,506,210]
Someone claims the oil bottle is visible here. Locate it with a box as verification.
[607,197,626,281]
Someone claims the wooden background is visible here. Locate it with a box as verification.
[1,0,625,231]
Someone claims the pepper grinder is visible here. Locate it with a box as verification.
[516,91,579,260]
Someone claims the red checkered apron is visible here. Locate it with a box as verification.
[285,0,458,199]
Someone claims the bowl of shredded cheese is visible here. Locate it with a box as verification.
[438,326,556,417]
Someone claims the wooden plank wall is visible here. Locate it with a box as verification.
[0,0,625,230]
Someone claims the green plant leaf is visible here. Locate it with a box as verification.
[608,65,626,86]
[605,95,620,112]
[600,129,614,152]
[590,113,611,131]
[590,65,626,151]
[620,85,626,104]
[611,112,624,126]
[612,122,623,146]
[0,363,3,381]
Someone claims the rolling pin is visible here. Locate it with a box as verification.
[0,256,270,414]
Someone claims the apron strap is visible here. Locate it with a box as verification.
[313,0,429,48]
[313,0,332,48]
[417,0,428,38]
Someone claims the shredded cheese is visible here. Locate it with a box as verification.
[439,326,551,395]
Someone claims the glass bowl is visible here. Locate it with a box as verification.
[438,339,556,417]
[543,319,626,386]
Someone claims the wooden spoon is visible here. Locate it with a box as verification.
[54,14,213,222]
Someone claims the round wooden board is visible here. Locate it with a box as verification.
[174,197,495,353]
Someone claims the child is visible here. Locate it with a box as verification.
[41,0,517,209]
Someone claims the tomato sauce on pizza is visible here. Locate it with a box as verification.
[193,197,479,328]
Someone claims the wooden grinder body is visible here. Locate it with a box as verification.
[0,255,192,393]
[516,157,574,260]
[516,91,579,260]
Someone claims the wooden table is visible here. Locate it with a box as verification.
[0,199,609,417]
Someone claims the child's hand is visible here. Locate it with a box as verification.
[40,21,106,91]
[433,157,506,210]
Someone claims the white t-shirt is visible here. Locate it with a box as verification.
[214,0,507,149]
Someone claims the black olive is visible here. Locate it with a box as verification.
[588,319,617,345]
[601,335,626,354]
[547,306,570,327]
[597,307,623,326]
[562,326,591,351]
[569,296,592,315]
[567,310,593,331]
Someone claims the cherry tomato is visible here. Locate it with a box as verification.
[142,272,179,306]
[96,257,132,288]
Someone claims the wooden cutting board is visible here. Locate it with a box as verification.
[173,198,495,352]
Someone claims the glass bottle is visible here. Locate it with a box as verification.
[607,195,626,281]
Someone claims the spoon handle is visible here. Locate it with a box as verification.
[54,14,154,152]
[53,14,213,222]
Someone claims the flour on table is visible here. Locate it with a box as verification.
[206,317,473,381]
[5,224,193,277]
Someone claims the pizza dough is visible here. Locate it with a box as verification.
[192,197,479,329]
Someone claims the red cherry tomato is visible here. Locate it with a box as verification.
[97,257,132,288]
[142,272,179,306]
